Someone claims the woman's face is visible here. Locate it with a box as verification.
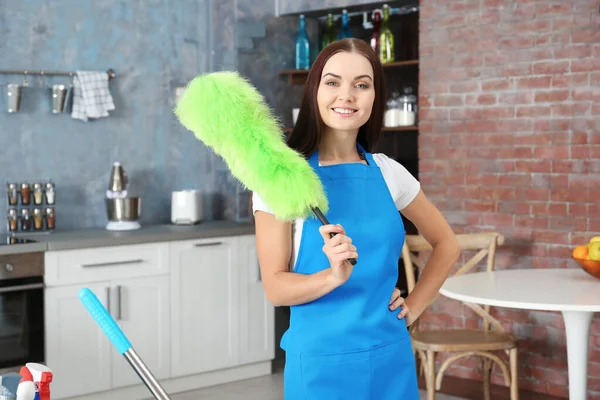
[317,51,375,133]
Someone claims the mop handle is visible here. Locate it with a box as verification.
[79,288,171,400]
[312,207,357,265]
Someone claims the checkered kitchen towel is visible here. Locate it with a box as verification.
[71,71,115,121]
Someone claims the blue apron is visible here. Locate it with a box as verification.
[282,143,419,399]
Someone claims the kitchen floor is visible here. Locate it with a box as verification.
[169,371,468,400]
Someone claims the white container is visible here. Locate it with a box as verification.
[385,109,416,127]
[171,190,203,225]
[384,87,417,127]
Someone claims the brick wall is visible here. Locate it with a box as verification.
[418,1,600,398]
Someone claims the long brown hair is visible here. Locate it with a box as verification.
[287,38,386,157]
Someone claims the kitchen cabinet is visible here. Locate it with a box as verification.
[45,282,112,399]
[46,277,170,397]
[44,233,274,399]
[45,244,170,399]
[169,236,239,377]
[238,235,275,365]
[44,242,169,287]
[111,276,170,389]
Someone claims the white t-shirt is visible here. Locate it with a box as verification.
[252,153,420,270]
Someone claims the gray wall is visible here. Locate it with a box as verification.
[0,0,247,233]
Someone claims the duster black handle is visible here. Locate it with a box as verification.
[312,207,358,266]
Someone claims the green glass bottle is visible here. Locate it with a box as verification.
[321,13,337,50]
[379,4,395,64]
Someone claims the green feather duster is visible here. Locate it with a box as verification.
[174,71,328,221]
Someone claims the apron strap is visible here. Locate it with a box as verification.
[308,142,372,167]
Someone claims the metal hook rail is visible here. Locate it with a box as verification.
[0,68,116,80]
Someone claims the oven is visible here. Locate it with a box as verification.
[0,250,45,373]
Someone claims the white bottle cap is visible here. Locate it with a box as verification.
[25,363,53,383]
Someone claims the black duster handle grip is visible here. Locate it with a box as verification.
[311,207,358,266]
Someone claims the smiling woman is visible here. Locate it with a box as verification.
[317,53,376,149]
[287,38,385,158]
[252,38,459,400]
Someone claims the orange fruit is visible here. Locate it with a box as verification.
[573,245,589,259]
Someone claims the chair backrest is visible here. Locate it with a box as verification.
[401,232,505,332]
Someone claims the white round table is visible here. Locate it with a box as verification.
[439,268,600,400]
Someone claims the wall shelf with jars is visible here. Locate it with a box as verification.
[6,181,56,235]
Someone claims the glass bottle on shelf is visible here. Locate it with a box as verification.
[295,14,311,70]
[384,91,400,128]
[337,9,352,40]
[397,86,417,126]
[321,13,337,50]
[379,4,395,64]
[370,9,382,53]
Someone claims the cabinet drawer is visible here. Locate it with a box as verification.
[45,242,169,287]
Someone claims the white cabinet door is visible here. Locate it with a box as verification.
[170,237,239,377]
[111,276,171,388]
[45,283,112,399]
[238,235,275,365]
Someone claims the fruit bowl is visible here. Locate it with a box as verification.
[573,257,600,280]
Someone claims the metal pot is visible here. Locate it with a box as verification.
[105,197,141,221]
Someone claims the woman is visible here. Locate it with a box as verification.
[253,38,459,399]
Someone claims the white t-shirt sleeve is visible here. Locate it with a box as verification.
[252,191,274,215]
[372,153,420,210]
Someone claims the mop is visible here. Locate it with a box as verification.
[80,71,358,400]
[174,71,356,264]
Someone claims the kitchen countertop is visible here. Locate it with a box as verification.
[0,240,47,256]
[0,220,255,255]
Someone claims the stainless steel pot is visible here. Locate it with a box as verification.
[105,198,141,221]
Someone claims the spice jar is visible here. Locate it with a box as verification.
[33,183,44,205]
[7,208,18,232]
[20,183,31,205]
[7,183,18,206]
[20,208,31,231]
[45,182,56,205]
[46,207,55,230]
[33,208,44,230]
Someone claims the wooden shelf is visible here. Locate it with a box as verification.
[382,126,418,132]
[278,70,310,85]
[283,126,417,134]
[279,59,419,85]
[383,59,419,68]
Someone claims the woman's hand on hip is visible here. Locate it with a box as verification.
[319,224,357,286]
[389,288,417,327]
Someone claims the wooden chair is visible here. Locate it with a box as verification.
[401,232,519,400]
